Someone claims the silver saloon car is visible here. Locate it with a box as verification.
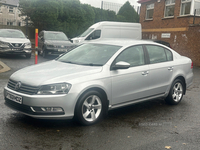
[4,39,193,125]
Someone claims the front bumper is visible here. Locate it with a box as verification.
[0,48,32,55]
[4,87,76,119]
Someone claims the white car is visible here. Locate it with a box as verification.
[0,29,32,58]
[4,39,193,125]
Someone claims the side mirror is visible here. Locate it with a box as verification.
[111,61,130,70]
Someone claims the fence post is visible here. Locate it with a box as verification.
[35,29,38,64]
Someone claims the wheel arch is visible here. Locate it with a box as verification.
[74,87,109,114]
[173,76,186,94]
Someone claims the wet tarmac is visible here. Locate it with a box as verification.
[0,54,200,150]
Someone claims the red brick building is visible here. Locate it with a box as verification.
[138,0,200,66]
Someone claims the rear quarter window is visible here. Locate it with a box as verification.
[145,45,167,64]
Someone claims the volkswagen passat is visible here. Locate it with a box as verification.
[4,39,193,125]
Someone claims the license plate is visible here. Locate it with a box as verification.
[6,91,22,104]
[58,49,67,52]
[13,49,21,51]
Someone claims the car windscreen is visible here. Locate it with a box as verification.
[79,28,94,37]
[57,44,121,66]
[44,32,69,41]
[0,30,26,38]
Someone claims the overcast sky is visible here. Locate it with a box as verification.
[79,0,140,8]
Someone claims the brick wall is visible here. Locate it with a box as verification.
[140,0,200,66]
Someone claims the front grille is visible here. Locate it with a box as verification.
[7,79,39,95]
[10,43,24,48]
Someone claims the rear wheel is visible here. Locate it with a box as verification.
[75,90,107,125]
[165,79,184,105]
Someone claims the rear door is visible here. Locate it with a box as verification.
[144,45,174,96]
[110,45,150,105]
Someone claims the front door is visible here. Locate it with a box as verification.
[110,45,150,105]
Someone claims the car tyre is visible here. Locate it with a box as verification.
[165,79,185,105]
[25,53,31,58]
[75,90,107,126]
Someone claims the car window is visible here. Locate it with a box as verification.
[57,44,121,66]
[0,30,26,38]
[146,45,167,64]
[165,49,173,61]
[86,30,101,40]
[44,32,68,41]
[114,45,145,67]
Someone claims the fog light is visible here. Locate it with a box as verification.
[31,107,64,112]
[41,107,63,112]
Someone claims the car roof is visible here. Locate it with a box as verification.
[0,29,22,31]
[84,38,163,47]
[43,30,64,34]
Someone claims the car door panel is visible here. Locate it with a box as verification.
[111,65,150,105]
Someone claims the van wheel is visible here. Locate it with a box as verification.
[75,90,107,126]
[165,79,184,105]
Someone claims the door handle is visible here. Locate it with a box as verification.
[168,67,174,71]
[142,71,149,75]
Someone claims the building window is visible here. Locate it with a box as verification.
[165,0,175,17]
[9,6,13,13]
[146,3,154,20]
[180,0,191,15]
[7,22,13,25]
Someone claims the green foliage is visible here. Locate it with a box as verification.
[117,1,139,23]
[19,0,139,38]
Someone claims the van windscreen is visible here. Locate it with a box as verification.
[79,28,94,37]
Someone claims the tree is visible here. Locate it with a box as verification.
[117,1,139,23]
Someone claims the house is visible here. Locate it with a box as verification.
[0,0,26,26]
[138,0,200,66]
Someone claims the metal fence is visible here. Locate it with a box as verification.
[101,1,140,14]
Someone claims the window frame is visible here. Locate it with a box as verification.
[145,3,154,20]
[111,45,147,69]
[9,6,14,13]
[180,0,192,16]
[164,0,176,18]
[144,45,173,64]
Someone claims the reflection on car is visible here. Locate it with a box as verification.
[0,29,32,58]
[4,39,193,125]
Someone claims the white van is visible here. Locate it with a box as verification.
[72,21,141,44]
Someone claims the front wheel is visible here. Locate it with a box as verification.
[25,53,31,58]
[75,90,107,126]
[165,79,185,105]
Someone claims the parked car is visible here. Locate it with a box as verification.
[4,39,193,125]
[38,30,75,58]
[143,39,171,48]
[0,29,32,58]
[153,40,171,48]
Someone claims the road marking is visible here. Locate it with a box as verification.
[0,61,10,73]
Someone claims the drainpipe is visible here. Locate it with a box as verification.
[193,9,196,24]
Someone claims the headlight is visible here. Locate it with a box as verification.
[0,41,9,48]
[37,83,72,95]
[24,42,31,48]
